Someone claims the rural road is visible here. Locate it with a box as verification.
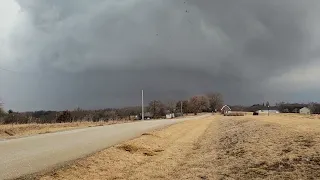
[0,115,208,180]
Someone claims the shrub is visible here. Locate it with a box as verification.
[56,111,73,123]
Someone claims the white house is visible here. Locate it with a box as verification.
[166,113,175,119]
[299,107,311,115]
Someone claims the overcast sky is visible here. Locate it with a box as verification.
[1,0,320,111]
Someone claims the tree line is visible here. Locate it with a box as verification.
[230,102,320,114]
[0,93,224,124]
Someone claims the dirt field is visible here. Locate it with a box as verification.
[20,114,320,180]
[0,120,133,139]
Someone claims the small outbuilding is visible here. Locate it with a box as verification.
[221,105,231,114]
[166,113,175,119]
[299,107,311,115]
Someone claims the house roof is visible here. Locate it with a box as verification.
[221,105,231,111]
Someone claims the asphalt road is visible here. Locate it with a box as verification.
[0,115,207,180]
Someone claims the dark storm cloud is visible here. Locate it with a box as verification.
[1,0,320,111]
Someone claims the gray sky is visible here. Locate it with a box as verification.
[1,0,320,111]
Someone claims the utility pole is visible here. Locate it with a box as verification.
[141,90,144,120]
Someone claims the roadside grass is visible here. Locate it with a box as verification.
[0,120,134,139]
[31,117,213,180]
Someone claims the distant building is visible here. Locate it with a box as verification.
[299,107,311,115]
[221,105,231,114]
[166,113,175,119]
[256,110,280,114]
[165,110,175,119]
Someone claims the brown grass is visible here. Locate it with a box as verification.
[26,116,214,180]
[0,115,199,139]
[17,114,320,180]
[0,120,133,139]
[224,112,245,116]
[212,115,320,179]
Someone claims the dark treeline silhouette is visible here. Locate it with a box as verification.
[277,102,320,114]
[230,102,320,114]
[0,92,224,124]
[0,106,142,124]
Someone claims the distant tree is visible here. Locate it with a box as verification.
[283,108,289,113]
[118,106,142,120]
[245,104,267,112]
[206,93,224,112]
[292,108,299,113]
[108,110,118,120]
[312,103,320,114]
[3,113,16,124]
[71,108,86,122]
[126,106,141,116]
[115,108,126,120]
[176,100,189,114]
[276,102,307,113]
[266,101,270,107]
[148,100,165,118]
[229,105,246,111]
[166,101,176,113]
[189,95,209,115]
[33,111,48,118]
[56,111,73,123]
[92,111,104,122]
[8,109,13,114]
[307,103,320,114]
[199,96,210,112]
[0,106,5,118]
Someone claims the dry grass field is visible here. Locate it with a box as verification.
[0,120,133,139]
[0,114,199,139]
[18,114,320,180]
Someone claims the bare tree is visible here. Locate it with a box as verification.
[206,93,224,112]
[167,101,176,113]
[176,100,189,114]
[105,110,118,121]
[56,111,73,123]
[71,108,86,122]
[199,95,210,112]
[148,100,165,118]
[0,106,5,118]
[188,95,209,115]
[308,103,316,114]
